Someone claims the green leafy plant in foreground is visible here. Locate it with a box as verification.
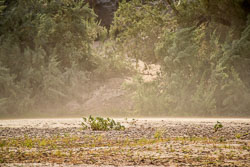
[82,116,125,131]
[214,121,223,132]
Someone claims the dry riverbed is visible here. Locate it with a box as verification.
[0,118,249,166]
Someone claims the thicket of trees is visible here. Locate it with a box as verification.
[0,0,103,116]
[0,0,249,117]
[112,0,250,116]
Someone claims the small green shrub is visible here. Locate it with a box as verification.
[214,121,223,132]
[82,116,125,131]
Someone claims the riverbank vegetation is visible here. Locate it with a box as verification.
[0,0,249,117]
[112,0,250,117]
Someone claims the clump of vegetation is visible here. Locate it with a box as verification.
[0,0,133,117]
[82,116,125,131]
[1,0,250,117]
[114,0,250,117]
[111,0,169,62]
[0,0,102,116]
[214,121,223,132]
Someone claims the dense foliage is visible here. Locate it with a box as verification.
[0,0,101,116]
[111,0,170,62]
[1,0,249,117]
[114,0,250,116]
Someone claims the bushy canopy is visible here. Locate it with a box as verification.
[0,0,100,115]
[114,0,250,116]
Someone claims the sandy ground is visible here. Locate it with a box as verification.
[0,118,249,166]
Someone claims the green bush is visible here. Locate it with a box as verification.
[0,0,97,71]
[110,0,171,62]
[214,121,223,132]
[82,116,125,131]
